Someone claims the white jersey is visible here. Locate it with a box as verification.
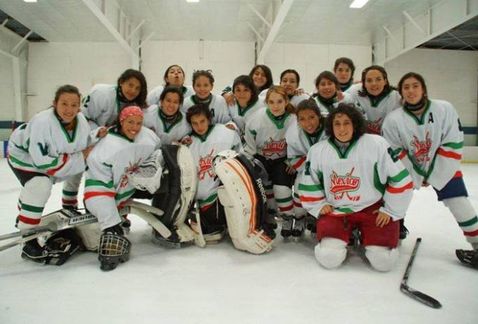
[244,107,296,160]
[289,93,310,108]
[84,127,161,229]
[146,85,194,106]
[188,124,241,209]
[181,94,232,124]
[143,104,191,145]
[285,123,327,172]
[228,99,265,136]
[349,87,402,134]
[81,84,133,129]
[313,92,355,117]
[299,134,413,219]
[8,108,91,182]
[382,99,464,191]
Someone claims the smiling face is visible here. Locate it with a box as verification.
[280,72,299,96]
[335,63,353,84]
[120,77,142,101]
[298,109,321,135]
[193,75,213,100]
[54,92,81,124]
[364,69,387,96]
[233,84,252,107]
[252,67,267,89]
[160,92,181,116]
[165,66,185,87]
[120,115,143,140]
[332,113,354,143]
[317,78,338,99]
[401,77,425,105]
[267,91,287,117]
[190,113,210,136]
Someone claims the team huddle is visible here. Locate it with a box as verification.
[5,58,478,271]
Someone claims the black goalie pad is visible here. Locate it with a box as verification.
[152,144,183,228]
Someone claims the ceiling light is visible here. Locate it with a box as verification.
[23,0,38,3]
[350,0,369,8]
[186,0,200,3]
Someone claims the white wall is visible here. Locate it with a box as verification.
[27,42,131,119]
[385,48,478,145]
[264,43,372,94]
[141,40,255,94]
[0,28,27,140]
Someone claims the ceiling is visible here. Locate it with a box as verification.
[0,0,476,50]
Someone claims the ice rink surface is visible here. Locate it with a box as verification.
[0,158,477,324]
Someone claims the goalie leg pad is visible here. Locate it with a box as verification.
[314,238,347,269]
[75,222,101,252]
[215,158,272,254]
[365,245,398,272]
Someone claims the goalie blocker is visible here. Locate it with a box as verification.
[214,150,273,254]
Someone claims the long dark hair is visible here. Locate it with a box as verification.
[398,72,428,100]
[325,103,366,141]
[249,65,273,92]
[54,84,81,103]
[280,69,301,86]
[358,65,391,97]
[314,71,339,94]
[117,69,148,108]
[160,86,184,105]
[333,57,355,79]
[233,75,259,105]
[163,64,185,85]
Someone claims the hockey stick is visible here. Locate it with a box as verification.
[124,201,172,238]
[400,238,442,309]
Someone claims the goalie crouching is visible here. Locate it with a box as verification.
[178,104,273,254]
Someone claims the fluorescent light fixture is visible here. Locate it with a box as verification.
[186,0,200,3]
[350,0,369,8]
[23,0,38,3]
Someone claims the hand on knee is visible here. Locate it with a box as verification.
[314,238,347,269]
[365,245,398,272]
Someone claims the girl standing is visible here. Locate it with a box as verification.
[312,71,354,117]
[147,64,194,106]
[285,98,328,237]
[244,86,297,237]
[349,65,401,135]
[143,86,191,145]
[8,85,93,262]
[382,72,478,268]
[182,70,232,125]
[280,69,310,108]
[333,57,356,93]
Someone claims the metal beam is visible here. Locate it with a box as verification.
[373,0,478,64]
[247,22,264,42]
[81,0,139,67]
[257,0,294,64]
[247,3,272,28]
[126,19,145,41]
[402,10,426,35]
[11,30,32,54]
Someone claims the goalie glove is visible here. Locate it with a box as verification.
[127,149,164,194]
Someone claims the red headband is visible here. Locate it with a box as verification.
[119,106,143,123]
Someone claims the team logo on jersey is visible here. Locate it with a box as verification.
[119,159,142,189]
[262,137,286,158]
[198,149,216,180]
[366,118,383,135]
[329,167,361,201]
[410,132,432,164]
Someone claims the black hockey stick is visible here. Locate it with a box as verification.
[400,237,442,309]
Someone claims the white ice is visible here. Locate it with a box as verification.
[0,158,477,324]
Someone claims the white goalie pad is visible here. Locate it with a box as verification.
[127,149,164,194]
[214,155,272,254]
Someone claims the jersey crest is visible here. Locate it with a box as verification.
[329,167,361,201]
[262,137,286,158]
[410,132,432,164]
[198,148,216,180]
[366,117,383,134]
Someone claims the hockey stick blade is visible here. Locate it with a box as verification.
[400,238,442,309]
[400,283,442,309]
